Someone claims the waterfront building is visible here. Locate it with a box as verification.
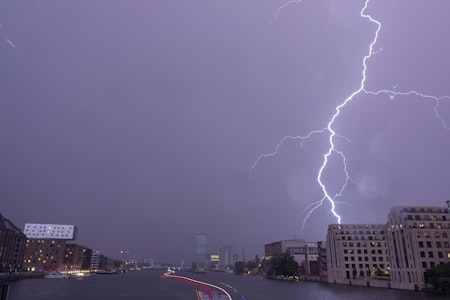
[0,214,27,271]
[23,223,77,271]
[264,239,323,277]
[387,204,450,290]
[23,238,66,271]
[63,243,85,270]
[326,224,390,287]
[91,250,101,270]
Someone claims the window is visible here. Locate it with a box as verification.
[429,251,434,258]
[438,252,443,258]
[422,262,427,268]
[420,251,425,258]
[427,241,432,248]
[435,231,440,238]
[419,241,424,248]
[445,241,450,248]
[436,241,442,248]
[443,232,448,238]
[379,257,383,261]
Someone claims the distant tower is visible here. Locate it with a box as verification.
[196,233,207,266]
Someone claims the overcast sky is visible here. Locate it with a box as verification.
[1,0,450,264]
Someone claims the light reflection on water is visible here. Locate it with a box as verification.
[6,270,449,300]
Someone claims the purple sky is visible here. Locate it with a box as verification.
[1,0,450,264]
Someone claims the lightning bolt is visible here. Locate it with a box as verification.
[251,0,450,232]
[0,23,20,53]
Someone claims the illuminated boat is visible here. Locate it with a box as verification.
[44,272,71,279]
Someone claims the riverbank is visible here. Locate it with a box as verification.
[0,272,44,283]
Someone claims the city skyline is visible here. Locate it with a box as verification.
[1,1,450,264]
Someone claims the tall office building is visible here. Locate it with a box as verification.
[387,204,450,290]
[195,233,207,265]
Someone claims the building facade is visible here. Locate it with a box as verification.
[23,223,77,271]
[23,239,66,271]
[219,245,234,269]
[264,239,323,277]
[0,214,27,272]
[195,233,207,266]
[387,205,450,290]
[326,224,390,287]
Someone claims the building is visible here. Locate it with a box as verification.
[23,239,66,271]
[24,223,77,240]
[91,250,101,270]
[387,205,450,290]
[219,245,234,270]
[0,214,27,272]
[195,233,207,267]
[326,224,390,287]
[23,223,77,271]
[63,243,85,270]
[264,239,323,277]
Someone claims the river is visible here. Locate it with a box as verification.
[5,269,447,299]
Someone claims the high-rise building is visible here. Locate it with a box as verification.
[0,214,27,271]
[195,233,207,265]
[387,204,450,290]
[326,224,390,286]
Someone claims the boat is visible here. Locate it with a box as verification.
[44,272,71,279]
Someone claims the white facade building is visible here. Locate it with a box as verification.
[24,223,77,240]
[387,205,450,290]
[326,224,390,287]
